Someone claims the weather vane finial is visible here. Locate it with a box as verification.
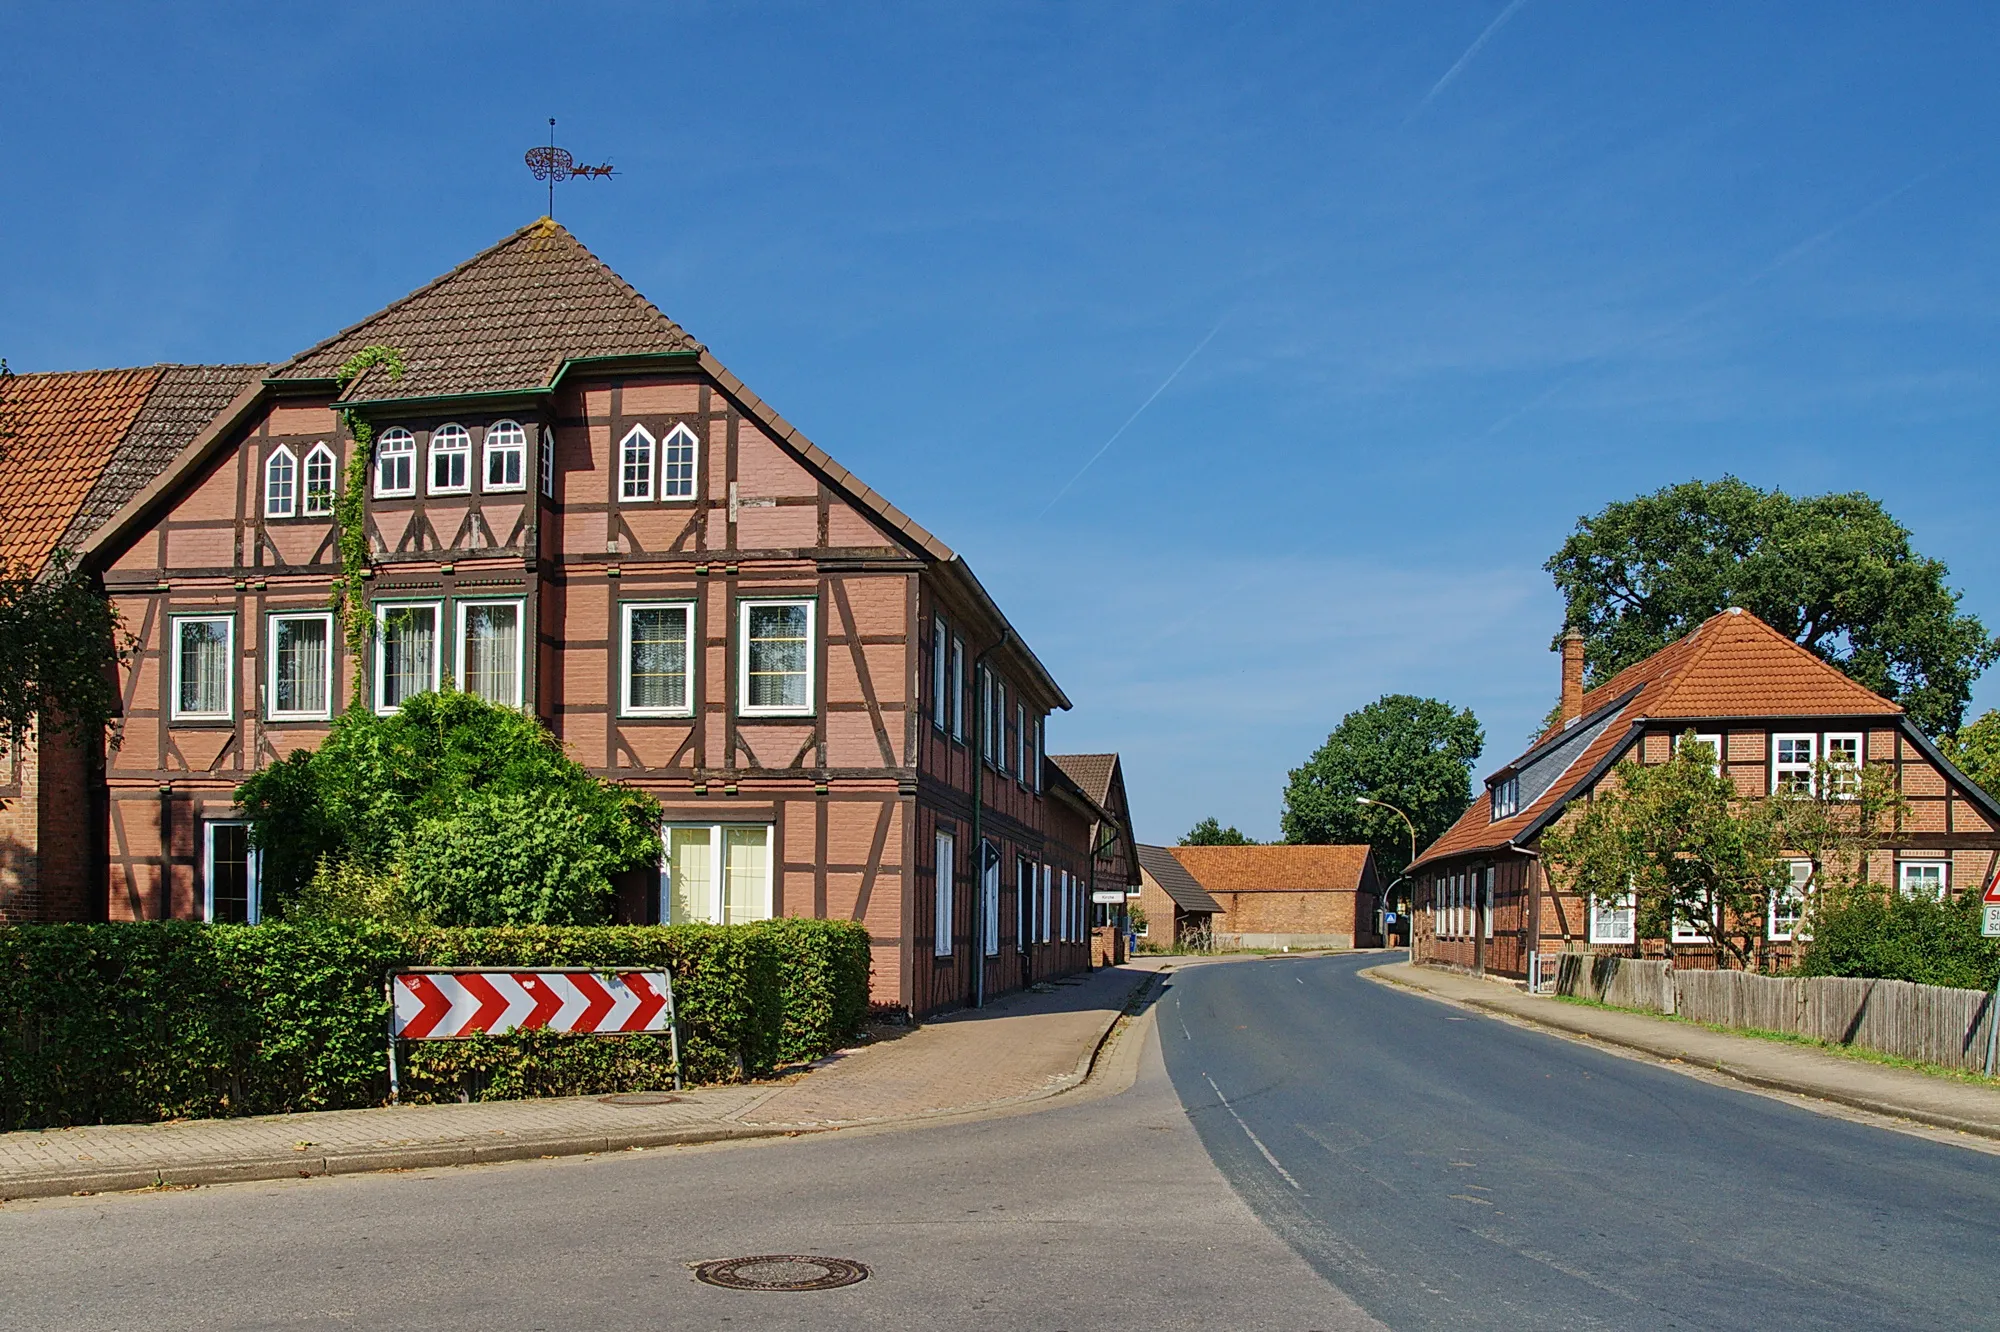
[525,118,617,219]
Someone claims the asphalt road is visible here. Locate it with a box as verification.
[1159,951,2000,1332]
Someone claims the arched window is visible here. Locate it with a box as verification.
[430,424,472,494]
[264,445,297,518]
[661,423,699,499]
[484,420,527,492]
[619,424,655,501]
[376,428,416,497]
[303,443,338,516]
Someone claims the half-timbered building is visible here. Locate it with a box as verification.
[42,219,1106,1013]
[1408,608,2000,984]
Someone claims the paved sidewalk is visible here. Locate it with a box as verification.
[0,963,1158,1201]
[1371,961,2000,1140]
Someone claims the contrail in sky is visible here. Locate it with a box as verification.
[1038,315,1228,517]
[1414,0,1532,113]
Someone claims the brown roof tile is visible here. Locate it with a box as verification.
[0,367,164,572]
[1049,753,1118,806]
[1169,844,1375,893]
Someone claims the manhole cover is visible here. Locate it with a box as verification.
[692,1255,870,1291]
[598,1092,681,1106]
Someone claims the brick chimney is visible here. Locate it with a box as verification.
[1560,627,1586,727]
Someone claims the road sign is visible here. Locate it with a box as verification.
[1984,906,2000,939]
[1984,869,2000,905]
[390,969,674,1040]
[1091,890,1126,904]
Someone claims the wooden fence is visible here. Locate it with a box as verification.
[1552,955,1999,1074]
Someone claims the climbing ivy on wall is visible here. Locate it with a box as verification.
[329,345,407,695]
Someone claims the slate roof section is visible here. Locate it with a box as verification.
[1136,845,1223,915]
[1169,844,1376,893]
[1048,753,1118,807]
[1413,608,1911,871]
[0,367,164,572]
[270,219,703,403]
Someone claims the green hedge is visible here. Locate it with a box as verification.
[1798,889,2000,991]
[0,919,870,1132]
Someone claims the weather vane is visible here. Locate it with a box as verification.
[525,119,616,218]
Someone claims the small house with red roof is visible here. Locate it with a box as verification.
[1408,608,2000,982]
[1167,843,1385,950]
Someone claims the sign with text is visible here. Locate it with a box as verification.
[1092,891,1127,904]
[1984,907,2000,939]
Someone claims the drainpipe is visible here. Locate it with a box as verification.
[969,629,1012,1009]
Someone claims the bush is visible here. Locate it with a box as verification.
[0,919,871,1131]
[1798,890,2000,991]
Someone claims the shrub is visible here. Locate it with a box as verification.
[1798,889,2000,991]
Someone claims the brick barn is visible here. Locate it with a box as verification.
[1166,844,1385,950]
[6,219,1121,1014]
[1132,845,1223,947]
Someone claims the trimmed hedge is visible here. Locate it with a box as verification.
[0,919,870,1132]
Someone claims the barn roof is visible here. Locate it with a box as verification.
[1168,844,1375,893]
[1048,753,1119,807]
[1136,845,1223,915]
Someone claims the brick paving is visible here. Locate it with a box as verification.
[0,962,1156,1199]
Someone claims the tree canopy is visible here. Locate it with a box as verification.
[236,691,660,925]
[1280,694,1483,879]
[1941,709,2000,805]
[1545,477,1997,737]
[1180,817,1255,846]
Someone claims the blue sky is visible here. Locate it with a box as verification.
[7,2,1999,842]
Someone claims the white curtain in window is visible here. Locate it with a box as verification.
[983,849,1000,957]
[178,619,230,716]
[668,827,713,924]
[462,603,519,704]
[273,616,329,715]
[723,827,769,924]
[380,607,437,708]
[934,831,955,955]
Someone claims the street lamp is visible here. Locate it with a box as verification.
[1357,797,1418,951]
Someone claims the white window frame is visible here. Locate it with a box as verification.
[994,679,1009,774]
[1481,867,1494,940]
[266,611,334,721]
[1491,776,1519,820]
[1017,855,1034,953]
[375,427,417,498]
[170,614,235,721]
[934,830,956,956]
[1033,717,1044,793]
[983,844,1001,957]
[1770,860,1812,942]
[455,599,525,708]
[1016,702,1028,786]
[931,615,949,732]
[1898,860,1948,901]
[659,823,775,925]
[737,598,816,718]
[539,426,555,498]
[619,424,656,502]
[1588,890,1637,945]
[979,668,992,760]
[263,445,297,518]
[950,637,965,741]
[620,601,696,718]
[1672,903,1715,945]
[302,443,338,517]
[1824,732,1863,799]
[660,422,699,500]
[1773,733,1817,795]
[1040,863,1053,944]
[372,601,443,714]
[428,423,472,495]
[1677,731,1724,776]
[483,419,527,493]
[202,820,261,925]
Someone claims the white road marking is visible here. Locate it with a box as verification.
[1202,1072,1305,1193]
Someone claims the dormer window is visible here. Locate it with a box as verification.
[375,428,416,497]
[264,445,296,517]
[1491,775,1519,820]
[484,420,526,492]
[303,443,337,516]
[429,423,472,494]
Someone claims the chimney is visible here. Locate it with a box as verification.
[1560,627,1586,727]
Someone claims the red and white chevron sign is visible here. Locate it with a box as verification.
[390,970,674,1040]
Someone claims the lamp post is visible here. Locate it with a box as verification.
[1357,796,1417,953]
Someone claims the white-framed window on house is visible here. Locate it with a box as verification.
[1480,867,1494,939]
[662,824,773,925]
[171,615,233,721]
[1016,855,1033,952]
[622,602,694,717]
[1491,776,1519,820]
[1774,733,1817,795]
[1016,703,1028,785]
[1824,732,1863,799]
[950,637,965,741]
[1672,903,1714,945]
[619,424,655,501]
[931,616,949,731]
[374,602,441,713]
[1898,861,1948,901]
[994,680,1009,774]
[1677,732,1724,775]
[1033,717,1044,793]
[983,844,1001,957]
[1770,860,1812,942]
[979,669,993,762]
[539,426,556,498]
[429,423,472,494]
[1041,863,1053,944]
[303,443,337,516]
[203,821,260,924]
[738,599,814,716]
[934,830,956,956]
[263,445,296,518]
[457,600,523,707]
[483,419,527,492]
[1588,890,1637,945]
[661,423,699,499]
[375,427,416,497]
[267,612,333,720]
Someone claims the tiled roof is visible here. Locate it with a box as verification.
[1169,844,1375,893]
[0,367,164,572]
[1136,845,1223,915]
[1049,753,1118,806]
[1412,608,1905,870]
[271,219,702,403]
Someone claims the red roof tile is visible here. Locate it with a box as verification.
[0,368,163,573]
[1169,844,1375,893]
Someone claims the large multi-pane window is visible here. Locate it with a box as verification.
[263,447,296,518]
[1588,890,1636,944]
[619,425,655,501]
[662,824,773,925]
[302,444,337,516]
[931,616,949,731]
[1773,734,1817,795]
[268,612,332,719]
[375,428,416,497]
[375,603,440,712]
[458,601,522,706]
[739,600,814,716]
[172,616,233,720]
[1899,861,1948,900]
[1824,732,1863,798]
[661,423,699,499]
[623,602,693,716]
[934,830,956,956]
[484,420,526,492]
[429,424,472,494]
[204,822,259,924]
[1770,861,1812,942]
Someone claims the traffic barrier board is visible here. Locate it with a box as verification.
[390,969,674,1040]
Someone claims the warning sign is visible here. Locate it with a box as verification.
[1986,869,2000,906]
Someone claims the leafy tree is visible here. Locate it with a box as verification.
[1940,709,2000,805]
[1281,694,1483,879]
[1799,889,2000,991]
[236,690,659,924]
[1181,817,1254,846]
[1546,477,1998,737]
